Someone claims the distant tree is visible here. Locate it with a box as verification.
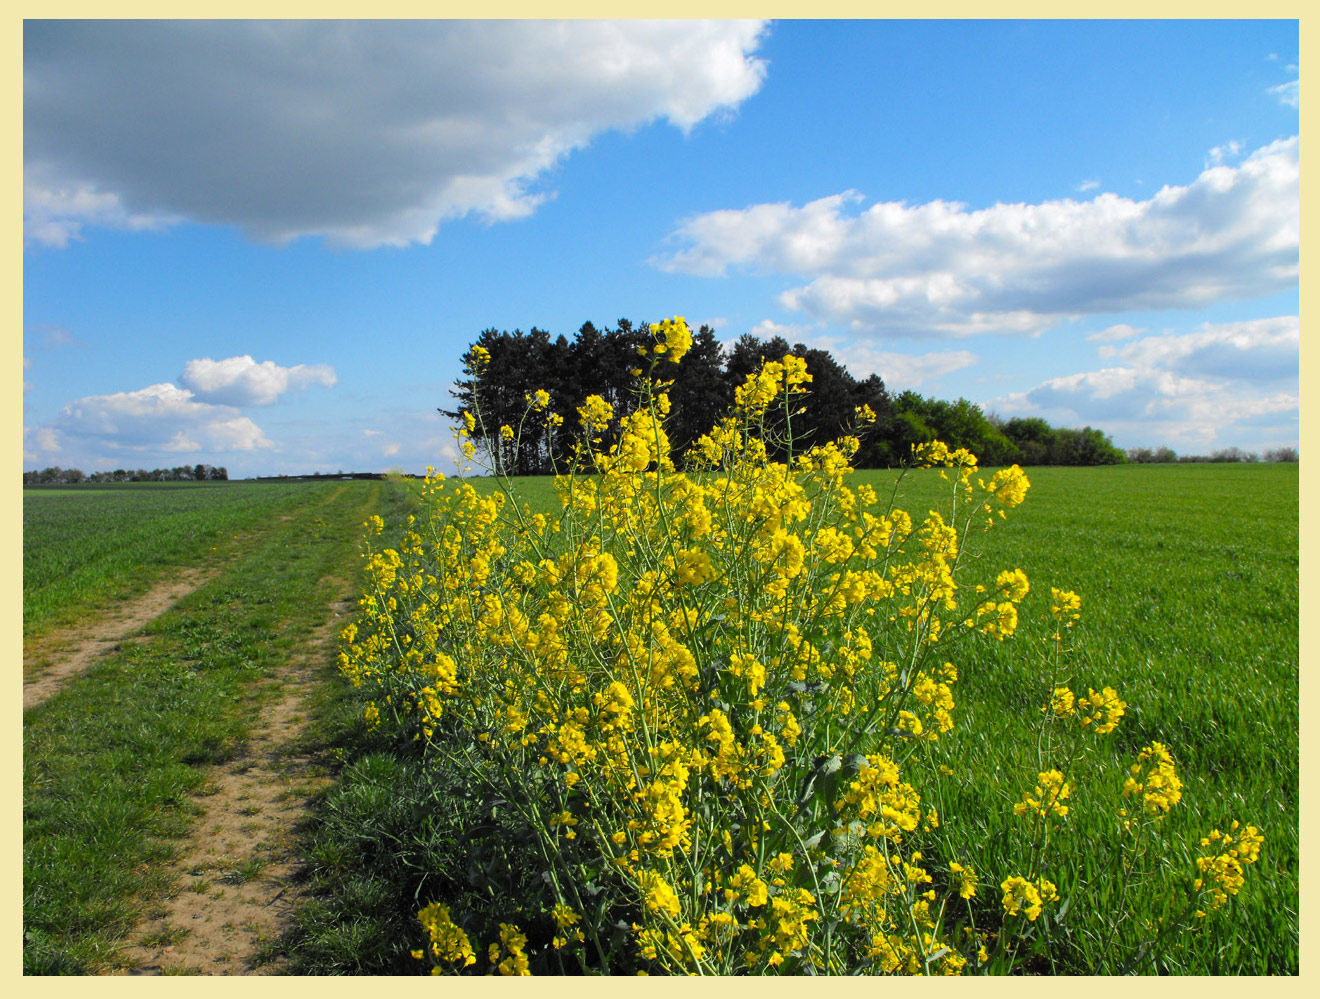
[1002,417,1055,466]
[446,320,1132,472]
[849,373,895,468]
[1209,446,1258,463]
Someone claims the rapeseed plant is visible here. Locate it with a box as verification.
[340,317,1262,975]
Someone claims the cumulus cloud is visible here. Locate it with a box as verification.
[1095,316,1298,382]
[24,19,768,248]
[1077,179,1101,192]
[748,318,821,341]
[1084,323,1144,344]
[984,315,1298,449]
[657,138,1298,339]
[22,179,178,248]
[1206,140,1243,167]
[51,382,274,453]
[180,355,337,406]
[1269,79,1299,108]
[816,340,979,391]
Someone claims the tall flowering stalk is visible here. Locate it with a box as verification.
[341,317,1261,975]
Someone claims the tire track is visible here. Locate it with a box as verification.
[110,580,357,975]
[23,568,217,711]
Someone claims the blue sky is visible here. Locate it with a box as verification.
[22,19,1299,477]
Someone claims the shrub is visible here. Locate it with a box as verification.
[340,319,1263,975]
[1262,447,1299,463]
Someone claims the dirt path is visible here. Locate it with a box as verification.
[109,580,357,976]
[23,569,216,711]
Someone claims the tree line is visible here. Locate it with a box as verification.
[444,319,1127,474]
[23,464,230,485]
[1126,446,1298,464]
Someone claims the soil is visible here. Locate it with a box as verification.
[23,569,215,711]
[108,579,357,975]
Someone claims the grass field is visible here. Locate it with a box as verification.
[23,480,342,638]
[22,479,414,974]
[22,463,1297,974]
[282,460,1297,974]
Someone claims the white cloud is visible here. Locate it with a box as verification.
[1077,179,1100,192]
[1095,316,1298,381]
[27,322,86,348]
[383,442,401,457]
[363,428,383,437]
[24,20,768,249]
[1269,79,1299,108]
[22,179,178,248]
[985,315,1298,449]
[180,355,337,406]
[52,382,274,453]
[657,138,1298,339]
[163,431,202,452]
[1206,140,1243,167]
[748,318,821,342]
[804,330,979,391]
[1084,323,1145,344]
[35,427,61,452]
[820,343,980,391]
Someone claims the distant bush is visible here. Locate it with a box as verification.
[1126,446,1178,464]
[1262,447,1299,463]
[1177,448,1268,464]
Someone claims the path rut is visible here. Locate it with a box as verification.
[23,569,216,711]
[109,581,357,975]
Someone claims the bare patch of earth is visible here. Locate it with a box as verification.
[109,580,357,976]
[23,569,216,711]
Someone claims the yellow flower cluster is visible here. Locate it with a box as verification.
[1014,769,1072,820]
[347,346,1160,976]
[1193,822,1264,916]
[1076,686,1127,735]
[1000,875,1059,922]
[488,923,531,975]
[414,902,477,971]
[1049,587,1082,624]
[1123,742,1183,818]
[650,316,694,364]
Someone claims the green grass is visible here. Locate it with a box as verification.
[23,480,339,638]
[22,480,400,974]
[872,461,1298,973]
[282,461,1296,975]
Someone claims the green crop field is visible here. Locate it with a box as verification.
[22,479,415,973]
[22,463,1298,975]
[23,480,341,638]
[882,462,1298,973]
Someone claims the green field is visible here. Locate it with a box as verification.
[23,480,341,638]
[22,464,1298,974]
[888,462,1297,972]
[22,479,413,973]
